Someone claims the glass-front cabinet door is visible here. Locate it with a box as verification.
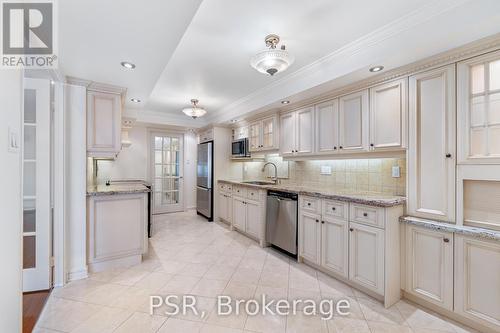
[249,121,261,151]
[458,50,500,164]
[262,116,275,149]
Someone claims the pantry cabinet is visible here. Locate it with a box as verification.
[315,100,340,154]
[458,50,500,164]
[348,221,385,295]
[369,79,407,150]
[454,235,500,331]
[405,224,454,310]
[408,65,456,222]
[279,107,314,156]
[249,115,278,152]
[338,89,369,152]
[87,90,122,158]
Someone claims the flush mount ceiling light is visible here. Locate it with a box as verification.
[130,98,141,103]
[121,61,136,69]
[281,100,290,104]
[182,99,207,119]
[369,65,384,72]
[250,34,294,76]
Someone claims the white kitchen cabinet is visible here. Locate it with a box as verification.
[218,191,232,224]
[299,211,321,264]
[279,107,314,156]
[315,100,339,154]
[339,89,369,152]
[369,79,407,150]
[409,65,456,222]
[349,221,385,295]
[458,50,500,164]
[198,128,214,143]
[321,216,348,278]
[245,200,261,238]
[87,90,122,158]
[249,115,278,152]
[232,196,246,231]
[454,235,500,331]
[405,224,454,310]
[233,126,248,140]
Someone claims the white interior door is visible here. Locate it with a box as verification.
[22,78,51,292]
[151,132,184,214]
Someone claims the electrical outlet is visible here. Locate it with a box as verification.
[392,166,400,178]
[320,165,332,175]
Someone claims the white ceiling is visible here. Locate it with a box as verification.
[59,0,500,127]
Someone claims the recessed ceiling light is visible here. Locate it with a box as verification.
[281,100,290,104]
[369,66,384,73]
[130,98,141,103]
[121,61,136,69]
[230,119,238,123]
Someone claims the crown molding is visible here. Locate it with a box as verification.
[206,0,474,124]
[124,108,209,129]
[65,76,127,95]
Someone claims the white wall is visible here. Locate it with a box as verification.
[0,70,23,332]
[95,125,198,210]
[65,84,88,281]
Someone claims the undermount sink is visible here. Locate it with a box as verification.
[241,181,275,186]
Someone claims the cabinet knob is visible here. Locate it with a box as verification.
[315,219,319,223]
[445,154,452,158]
[370,143,374,147]
[363,212,368,217]
[334,146,337,150]
[443,238,450,243]
[321,221,325,224]
[339,146,343,149]
[332,207,336,211]
[349,228,354,232]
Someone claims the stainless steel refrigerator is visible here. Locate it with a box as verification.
[196,141,213,221]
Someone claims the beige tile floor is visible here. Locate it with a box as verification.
[35,211,478,333]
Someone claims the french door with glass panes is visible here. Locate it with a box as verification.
[23,78,51,292]
[151,132,184,214]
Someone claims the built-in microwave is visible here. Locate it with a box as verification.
[231,138,250,157]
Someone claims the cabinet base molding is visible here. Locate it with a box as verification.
[67,267,89,282]
[232,226,265,248]
[403,292,498,333]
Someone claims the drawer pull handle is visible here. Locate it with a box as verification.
[443,238,450,243]
[363,212,368,217]
[349,228,354,232]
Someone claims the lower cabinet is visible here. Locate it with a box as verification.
[245,200,261,239]
[405,225,453,310]
[299,211,321,264]
[232,196,247,231]
[348,222,385,295]
[218,191,232,223]
[321,216,349,278]
[229,186,266,245]
[454,235,500,331]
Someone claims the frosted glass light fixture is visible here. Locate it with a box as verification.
[182,99,207,119]
[250,34,294,76]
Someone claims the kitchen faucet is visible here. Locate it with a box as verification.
[262,162,279,184]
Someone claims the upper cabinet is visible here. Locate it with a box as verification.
[249,115,278,152]
[369,79,408,150]
[280,107,314,156]
[339,90,369,153]
[87,90,122,158]
[315,100,339,154]
[458,50,500,164]
[408,65,456,222]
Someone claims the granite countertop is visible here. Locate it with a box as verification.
[218,180,406,208]
[400,216,500,242]
[87,183,151,196]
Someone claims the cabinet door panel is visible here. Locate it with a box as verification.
[348,222,384,295]
[245,200,261,238]
[87,91,121,155]
[280,112,296,155]
[406,225,453,310]
[455,235,500,330]
[296,107,314,154]
[316,100,339,153]
[409,65,455,222]
[218,192,227,222]
[369,79,407,149]
[232,197,246,230]
[321,217,348,278]
[299,212,320,264]
[339,90,369,152]
[262,116,276,150]
[249,122,261,152]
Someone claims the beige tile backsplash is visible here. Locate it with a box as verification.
[240,157,406,196]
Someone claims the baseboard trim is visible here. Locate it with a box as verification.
[67,267,88,282]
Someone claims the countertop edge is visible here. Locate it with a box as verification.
[86,188,151,197]
[400,216,500,242]
[218,179,406,208]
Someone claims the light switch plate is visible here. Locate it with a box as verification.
[8,126,19,153]
[392,166,400,178]
[320,165,332,175]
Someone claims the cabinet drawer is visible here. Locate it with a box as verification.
[349,204,384,228]
[232,185,247,197]
[300,196,321,214]
[247,188,261,200]
[219,183,232,192]
[322,200,348,220]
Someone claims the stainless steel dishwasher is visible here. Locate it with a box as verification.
[266,190,298,255]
